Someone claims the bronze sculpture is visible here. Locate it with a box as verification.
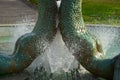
[0,0,57,74]
[0,0,120,80]
[59,0,120,80]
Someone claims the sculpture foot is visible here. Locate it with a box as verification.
[113,55,120,80]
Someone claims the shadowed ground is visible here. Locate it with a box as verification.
[0,0,38,24]
[0,71,30,80]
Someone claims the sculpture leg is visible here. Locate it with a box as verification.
[113,56,120,80]
[58,0,117,79]
[0,0,57,75]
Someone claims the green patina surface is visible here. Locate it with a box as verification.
[59,0,120,80]
[0,0,120,80]
[0,0,57,75]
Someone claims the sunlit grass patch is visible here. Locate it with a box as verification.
[29,0,38,5]
[82,0,120,25]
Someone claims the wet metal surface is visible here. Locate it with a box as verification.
[0,25,119,80]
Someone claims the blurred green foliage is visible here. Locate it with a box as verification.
[29,0,38,5]
[82,0,120,25]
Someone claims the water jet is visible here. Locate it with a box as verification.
[0,0,120,80]
[0,0,57,75]
[59,0,120,79]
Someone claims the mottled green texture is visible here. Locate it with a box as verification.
[82,0,120,25]
[29,0,38,5]
[59,0,120,80]
[0,0,57,75]
[59,0,85,37]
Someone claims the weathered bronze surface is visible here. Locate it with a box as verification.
[59,0,120,80]
[0,0,57,75]
[0,0,120,80]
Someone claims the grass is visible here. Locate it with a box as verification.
[29,0,120,26]
[82,0,120,26]
[29,0,38,5]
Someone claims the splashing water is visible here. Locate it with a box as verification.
[0,16,35,54]
[27,30,78,74]
[87,25,120,58]
[28,0,78,73]
[13,15,35,41]
[46,30,77,73]
[12,25,33,40]
[0,14,120,79]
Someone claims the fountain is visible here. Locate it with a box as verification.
[0,0,120,80]
[0,0,57,75]
[59,0,120,80]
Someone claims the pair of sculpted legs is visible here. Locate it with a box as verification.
[59,0,120,80]
[0,0,120,80]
